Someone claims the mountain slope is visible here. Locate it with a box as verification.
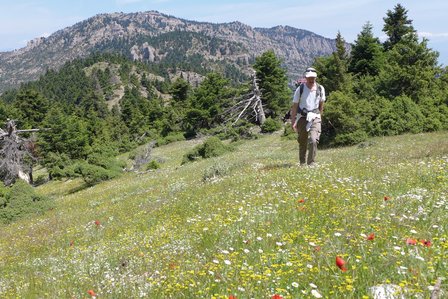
[0,10,339,93]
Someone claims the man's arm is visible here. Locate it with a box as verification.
[291,102,299,132]
[319,101,324,115]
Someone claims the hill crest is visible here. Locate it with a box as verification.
[0,10,339,93]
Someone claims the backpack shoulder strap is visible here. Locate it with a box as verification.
[299,83,304,98]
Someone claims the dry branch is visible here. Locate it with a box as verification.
[0,120,41,185]
[222,70,266,125]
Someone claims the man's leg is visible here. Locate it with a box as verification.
[307,119,322,165]
[297,118,307,165]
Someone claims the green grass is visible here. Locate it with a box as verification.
[0,130,447,298]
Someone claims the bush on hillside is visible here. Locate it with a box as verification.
[202,162,231,182]
[146,160,161,170]
[260,117,282,133]
[211,121,259,141]
[0,180,54,224]
[72,160,123,186]
[42,149,125,186]
[156,133,186,146]
[182,137,233,164]
[282,124,297,140]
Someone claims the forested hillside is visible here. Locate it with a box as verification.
[0,3,447,190]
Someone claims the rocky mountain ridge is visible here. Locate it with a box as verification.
[0,10,340,93]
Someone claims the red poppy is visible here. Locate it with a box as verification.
[298,198,305,203]
[367,233,375,241]
[384,196,390,201]
[229,295,237,299]
[314,245,321,252]
[406,238,417,245]
[336,256,347,272]
[87,289,96,297]
[94,220,100,227]
[272,295,283,299]
[420,239,432,247]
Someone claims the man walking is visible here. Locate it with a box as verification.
[291,67,326,165]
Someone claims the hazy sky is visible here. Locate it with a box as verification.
[1,0,447,66]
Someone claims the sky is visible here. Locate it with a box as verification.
[1,0,447,66]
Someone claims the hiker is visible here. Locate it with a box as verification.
[290,67,326,165]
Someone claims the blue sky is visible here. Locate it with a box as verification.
[1,0,447,66]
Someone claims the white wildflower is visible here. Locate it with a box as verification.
[311,289,323,298]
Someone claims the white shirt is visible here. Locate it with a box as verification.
[292,83,326,111]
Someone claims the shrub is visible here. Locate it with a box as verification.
[73,161,121,186]
[261,117,282,133]
[43,152,74,180]
[182,137,233,164]
[282,124,296,140]
[146,160,161,170]
[334,130,369,146]
[0,180,54,224]
[202,162,230,181]
[156,133,186,146]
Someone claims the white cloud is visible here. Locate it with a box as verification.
[418,32,448,38]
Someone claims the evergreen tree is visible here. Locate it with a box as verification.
[383,4,416,50]
[349,22,384,76]
[378,32,439,101]
[12,89,49,129]
[253,50,291,118]
[191,72,234,122]
[120,86,153,138]
[38,106,90,160]
[170,77,191,103]
[314,32,351,95]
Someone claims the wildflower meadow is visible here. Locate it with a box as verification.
[0,131,447,298]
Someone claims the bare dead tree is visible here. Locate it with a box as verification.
[129,140,157,172]
[223,70,266,125]
[0,119,40,186]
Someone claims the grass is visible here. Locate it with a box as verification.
[0,130,447,298]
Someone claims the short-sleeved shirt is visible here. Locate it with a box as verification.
[292,83,326,112]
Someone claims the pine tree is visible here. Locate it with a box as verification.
[383,4,416,50]
[379,28,439,100]
[349,22,384,76]
[314,32,350,94]
[12,89,49,129]
[253,50,290,118]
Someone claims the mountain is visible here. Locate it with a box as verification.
[0,10,340,93]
